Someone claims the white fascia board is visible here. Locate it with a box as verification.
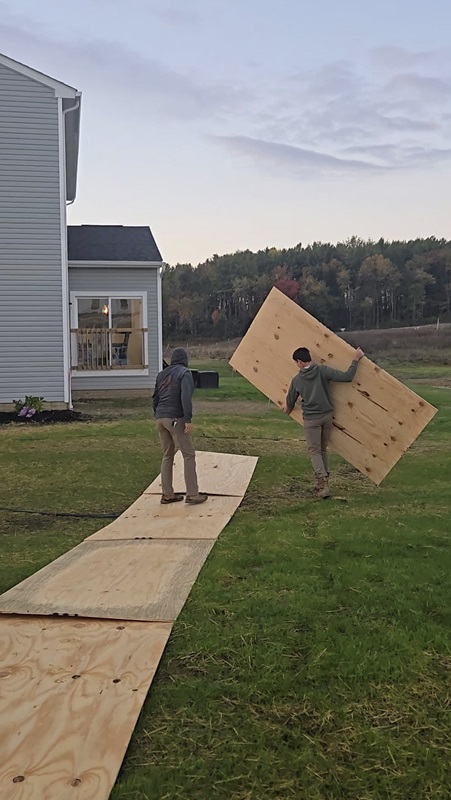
[68,261,163,268]
[0,52,78,98]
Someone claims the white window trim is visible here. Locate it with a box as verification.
[73,370,149,378]
[70,291,149,375]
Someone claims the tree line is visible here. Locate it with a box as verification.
[162,236,451,339]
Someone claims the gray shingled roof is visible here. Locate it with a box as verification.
[68,225,162,262]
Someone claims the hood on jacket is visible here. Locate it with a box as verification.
[170,347,189,367]
[299,363,319,380]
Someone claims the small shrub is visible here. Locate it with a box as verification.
[13,395,45,418]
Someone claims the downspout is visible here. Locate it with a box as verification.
[157,263,166,371]
[61,98,80,408]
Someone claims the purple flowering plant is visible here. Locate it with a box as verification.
[13,396,45,419]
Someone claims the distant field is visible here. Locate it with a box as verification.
[342,324,451,365]
[166,322,451,367]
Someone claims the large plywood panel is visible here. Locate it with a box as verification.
[87,492,242,541]
[0,539,213,621]
[0,616,171,800]
[230,287,437,484]
[144,451,258,497]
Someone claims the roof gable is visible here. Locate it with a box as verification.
[0,52,81,202]
[68,226,163,263]
[0,52,78,98]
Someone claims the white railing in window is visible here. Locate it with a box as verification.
[71,328,148,370]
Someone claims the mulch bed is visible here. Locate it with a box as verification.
[0,410,84,426]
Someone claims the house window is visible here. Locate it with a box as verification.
[71,294,148,370]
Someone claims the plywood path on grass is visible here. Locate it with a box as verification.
[87,492,242,541]
[144,450,258,497]
[0,616,171,800]
[0,539,214,621]
[0,451,258,799]
[230,287,437,484]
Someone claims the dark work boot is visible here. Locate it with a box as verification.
[316,477,331,499]
[160,493,185,504]
[185,493,208,505]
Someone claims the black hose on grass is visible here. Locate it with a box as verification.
[0,506,119,519]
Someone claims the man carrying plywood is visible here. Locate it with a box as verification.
[230,288,437,486]
[283,346,365,498]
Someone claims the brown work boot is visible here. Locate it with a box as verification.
[160,493,184,505]
[316,477,331,499]
[185,493,208,505]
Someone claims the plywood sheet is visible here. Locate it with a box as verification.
[0,616,171,800]
[144,451,258,497]
[86,492,242,541]
[230,287,437,484]
[0,540,214,621]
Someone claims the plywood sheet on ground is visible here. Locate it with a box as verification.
[0,540,214,621]
[229,287,437,484]
[87,492,242,541]
[144,451,258,496]
[0,616,171,800]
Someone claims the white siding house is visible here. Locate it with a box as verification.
[68,226,163,398]
[0,53,163,408]
[0,53,81,407]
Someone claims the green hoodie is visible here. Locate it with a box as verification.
[286,360,359,419]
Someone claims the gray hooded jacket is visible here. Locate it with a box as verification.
[152,348,194,422]
[286,361,359,419]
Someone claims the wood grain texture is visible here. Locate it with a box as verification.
[0,616,171,800]
[144,451,258,497]
[0,540,214,621]
[229,288,437,484]
[86,492,242,541]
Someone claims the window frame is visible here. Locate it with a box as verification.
[70,291,149,376]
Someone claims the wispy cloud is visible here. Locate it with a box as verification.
[0,6,244,121]
[222,50,451,177]
[384,73,451,102]
[154,8,198,25]
[214,135,385,176]
[1,3,451,179]
[370,45,437,71]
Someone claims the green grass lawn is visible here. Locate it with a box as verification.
[0,361,450,799]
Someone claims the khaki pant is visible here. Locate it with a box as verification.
[303,411,334,478]
[156,418,199,497]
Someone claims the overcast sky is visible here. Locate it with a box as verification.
[1,0,451,264]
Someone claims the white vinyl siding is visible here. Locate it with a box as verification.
[0,63,64,403]
[69,266,160,389]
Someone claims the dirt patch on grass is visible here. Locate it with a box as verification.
[241,462,375,512]
[196,432,302,457]
[411,378,451,387]
[0,512,61,535]
[72,399,272,420]
[241,477,317,510]
[408,437,450,455]
[194,399,273,415]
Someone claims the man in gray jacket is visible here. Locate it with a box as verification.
[153,347,207,505]
[283,346,364,498]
